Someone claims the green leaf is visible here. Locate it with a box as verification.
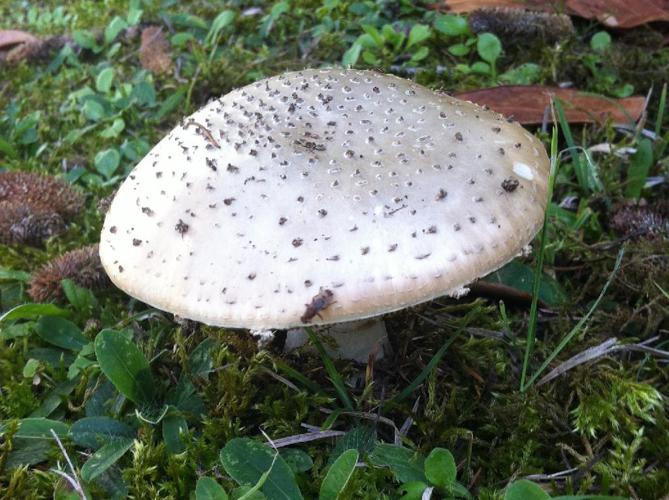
[81,437,134,482]
[0,303,69,323]
[319,449,358,500]
[104,16,128,44]
[127,7,143,26]
[398,481,429,500]
[330,425,376,464]
[0,136,18,158]
[95,148,121,179]
[94,329,156,405]
[471,61,491,75]
[154,88,185,121]
[476,33,501,64]
[83,99,106,121]
[504,480,550,500]
[424,448,456,489]
[131,81,156,107]
[196,477,229,500]
[162,414,188,454]
[220,438,303,500]
[0,267,31,281]
[500,63,541,85]
[304,327,353,410]
[409,46,429,63]
[448,43,470,56]
[407,24,431,49]
[483,260,567,307]
[188,337,219,377]
[361,25,383,48]
[71,416,136,450]
[590,31,611,52]
[369,444,425,484]
[73,30,101,51]
[206,10,236,46]
[342,42,362,67]
[625,138,653,199]
[10,418,69,439]
[434,14,470,37]
[280,449,313,473]
[99,117,125,139]
[362,50,381,65]
[22,359,40,378]
[35,316,88,351]
[61,278,98,312]
[30,379,77,418]
[96,67,114,93]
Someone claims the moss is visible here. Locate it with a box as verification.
[1,0,668,497]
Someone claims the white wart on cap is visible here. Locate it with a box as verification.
[100,69,550,329]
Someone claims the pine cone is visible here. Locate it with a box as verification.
[0,171,84,218]
[0,201,66,245]
[0,171,84,246]
[28,244,110,302]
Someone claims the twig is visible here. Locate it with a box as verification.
[524,467,579,481]
[396,397,420,445]
[50,429,86,499]
[537,336,669,386]
[266,430,346,448]
[183,119,221,148]
[319,407,400,435]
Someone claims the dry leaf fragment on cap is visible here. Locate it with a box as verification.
[138,26,172,74]
[29,244,109,302]
[455,86,645,125]
[100,68,550,339]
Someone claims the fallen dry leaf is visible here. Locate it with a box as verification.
[567,0,669,28]
[0,30,70,65]
[0,30,39,49]
[139,26,172,74]
[433,0,669,28]
[455,85,645,124]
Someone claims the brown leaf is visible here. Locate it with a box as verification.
[0,30,39,50]
[139,26,172,74]
[566,0,669,28]
[432,0,669,28]
[455,85,645,125]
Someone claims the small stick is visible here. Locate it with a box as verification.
[183,120,221,149]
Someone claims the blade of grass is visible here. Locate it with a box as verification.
[654,83,666,139]
[523,246,625,390]
[273,358,323,395]
[554,99,602,192]
[520,125,559,392]
[388,327,463,406]
[304,327,354,410]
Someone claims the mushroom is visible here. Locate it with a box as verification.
[99,69,549,361]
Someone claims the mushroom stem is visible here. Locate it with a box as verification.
[284,318,391,364]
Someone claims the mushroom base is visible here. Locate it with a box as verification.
[284,318,390,363]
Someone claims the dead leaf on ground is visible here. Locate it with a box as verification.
[139,26,172,74]
[455,85,645,124]
[0,30,70,65]
[0,29,41,64]
[0,30,39,49]
[432,0,669,28]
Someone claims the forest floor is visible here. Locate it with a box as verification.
[0,1,668,499]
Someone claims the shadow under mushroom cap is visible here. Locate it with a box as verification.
[100,68,550,330]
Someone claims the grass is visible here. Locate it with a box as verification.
[1,1,669,498]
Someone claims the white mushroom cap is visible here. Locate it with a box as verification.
[100,69,549,330]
